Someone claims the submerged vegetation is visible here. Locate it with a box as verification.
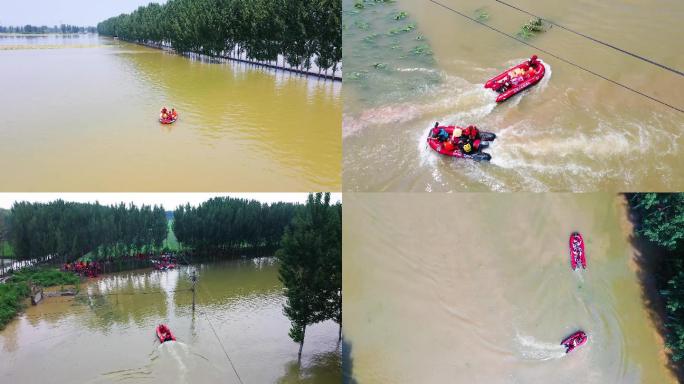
[475,7,490,22]
[394,11,408,20]
[517,17,547,39]
[343,0,436,93]
[629,193,684,367]
[97,0,341,74]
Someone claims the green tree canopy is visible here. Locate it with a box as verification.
[96,0,341,72]
[630,193,684,364]
[9,200,167,263]
[173,197,300,255]
[277,192,342,359]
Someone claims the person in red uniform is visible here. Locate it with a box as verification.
[462,125,482,152]
[528,55,539,68]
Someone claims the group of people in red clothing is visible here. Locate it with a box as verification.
[152,253,177,271]
[160,106,178,121]
[62,261,101,278]
[430,123,484,154]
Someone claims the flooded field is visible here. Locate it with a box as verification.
[343,0,684,192]
[343,193,676,383]
[0,35,341,191]
[0,258,341,383]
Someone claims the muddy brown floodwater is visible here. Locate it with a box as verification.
[343,0,684,192]
[0,258,341,383]
[0,35,341,191]
[343,193,676,383]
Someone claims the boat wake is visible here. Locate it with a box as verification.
[515,333,567,361]
[344,73,496,138]
[91,341,222,383]
[486,111,675,191]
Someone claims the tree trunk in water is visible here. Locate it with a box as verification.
[298,325,307,361]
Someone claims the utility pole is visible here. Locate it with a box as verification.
[191,270,197,312]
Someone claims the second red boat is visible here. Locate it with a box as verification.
[569,232,586,270]
[484,55,546,102]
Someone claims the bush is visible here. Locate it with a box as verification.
[0,282,30,328]
[10,267,80,287]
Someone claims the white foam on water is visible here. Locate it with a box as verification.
[394,67,440,74]
[515,333,567,361]
[345,72,497,138]
[161,341,189,380]
[462,162,510,192]
[437,89,498,125]
[485,121,624,191]
[417,126,438,167]
[537,60,552,92]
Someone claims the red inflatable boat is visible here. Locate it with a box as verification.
[427,125,496,162]
[484,56,545,102]
[561,330,587,354]
[569,232,586,270]
[156,324,176,343]
[159,117,176,124]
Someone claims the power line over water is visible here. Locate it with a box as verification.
[493,0,684,77]
[428,0,684,113]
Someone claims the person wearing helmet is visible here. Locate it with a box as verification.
[492,79,505,93]
[528,55,539,68]
[431,122,450,142]
[171,108,178,120]
[444,128,462,152]
[443,138,455,152]
[430,122,440,138]
[160,106,168,120]
[463,125,480,141]
[451,128,462,144]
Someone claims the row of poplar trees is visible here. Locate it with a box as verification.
[8,201,167,264]
[172,197,301,254]
[96,0,342,74]
[0,25,96,34]
[277,193,342,359]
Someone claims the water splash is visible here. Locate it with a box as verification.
[345,73,497,138]
[515,333,567,361]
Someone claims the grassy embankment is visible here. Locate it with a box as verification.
[0,241,13,257]
[163,220,180,251]
[0,268,80,329]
